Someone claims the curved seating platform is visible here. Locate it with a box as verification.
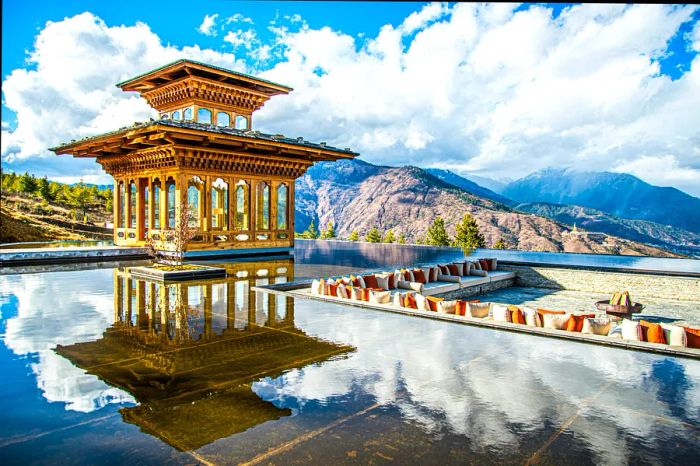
[280,287,700,360]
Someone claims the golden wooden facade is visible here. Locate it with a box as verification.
[52,60,357,256]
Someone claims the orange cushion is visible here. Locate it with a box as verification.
[404,294,417,309]
[412,269,427,284]
[684,327,700,349]
[565,313,597,332]
[640,320,667,344]
[328,283,340,297]
[438,265,449,275]
[508,305,526,325]
[426,296,444,312]
[363,275,378,289]
[447,264,460,276]
[387,274,395,289]
[479,259,490,271]
[350,275,362,287]
[456,300,467,316]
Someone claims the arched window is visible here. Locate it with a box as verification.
[256,181,270,230]
[153,179,161,229]
[167,180,176,229]
[129,182,137,229]
[118,182,125,228]
[217,112,230,127]
[197,108,212,124]
[188,176,204,228]
[183,107,193,120]
[172,110,181,121]
[211,178,228,230]
[160,113,169,120]
[235,115,248,130]
[277,183,288,230]
[234,180,249,230]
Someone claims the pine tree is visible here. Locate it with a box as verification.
[18,172,37,194]
[347,230,360,241]
[321,221,336,239]
[37,177,52,200]
[67,182,93,219]
[398,233,406,244]
[426,216,451,246]
[454,213,485,254]
[302,219,320,239]
[365,227,381,243]
[383,230,395,243]
[493,238,507,249]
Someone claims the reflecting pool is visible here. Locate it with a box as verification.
[1,254,699,464]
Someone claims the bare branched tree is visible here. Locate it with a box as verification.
[145,200,197,265]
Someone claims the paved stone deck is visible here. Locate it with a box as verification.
[475,286,700,326]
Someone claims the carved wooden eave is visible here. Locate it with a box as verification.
[51,121,357,178]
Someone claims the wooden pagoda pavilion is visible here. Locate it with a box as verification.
[51,59,357,257]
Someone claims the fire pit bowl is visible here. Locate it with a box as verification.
[595,300,644,319]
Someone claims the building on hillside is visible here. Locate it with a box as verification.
[51,60,357,257]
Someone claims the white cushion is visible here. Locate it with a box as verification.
[522,307,538,327]
[353,276,366,288]
[492,304,511,322]
[660,323,687,347]
[393,292,405,307]
[310,280,324,295]
[620,319,642,341]
[369,289,391,304]
[581,318,612,336]
[437,300,457,315]
[349,287,363,301]
[375,275,390,291]
[420,267,431,283]
[336,283,349,299]
[468,302,491,318]
[415,294,431,311]
[543,313,570,330]
[472,260,482,271]
[489,258,498,270]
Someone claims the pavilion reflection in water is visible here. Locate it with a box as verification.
[55,259,354,452]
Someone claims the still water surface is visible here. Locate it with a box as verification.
[1,251,699,464]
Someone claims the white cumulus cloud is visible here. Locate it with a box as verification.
[2,5,700,196]
[198,13,219,36]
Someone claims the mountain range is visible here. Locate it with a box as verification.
[294,159,680,257]
[502,168,700,234]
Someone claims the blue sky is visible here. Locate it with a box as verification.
[2,2,699,195]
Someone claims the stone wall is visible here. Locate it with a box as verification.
[499,265,700,302]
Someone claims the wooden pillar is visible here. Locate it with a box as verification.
[203,284,212,337]
[136,279,147,330]
[248,281,256,329]
[136,178,144,241]
[160,284,169,335]
[271,181,278,232]
[147,177,154,235]
[250,179,256,240]
[125,278,133,326]
[161,173,169,231]
[289,182,295,246]
[203,175,210,234]
[114,272,123,323]
[113,180,120,243]
[226,282,235,330]
[148,282,157,332]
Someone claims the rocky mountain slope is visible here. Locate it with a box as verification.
[516,202,700,258]
[295,160,678,257]
[425,168,514,206]
[503,168,700,234]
